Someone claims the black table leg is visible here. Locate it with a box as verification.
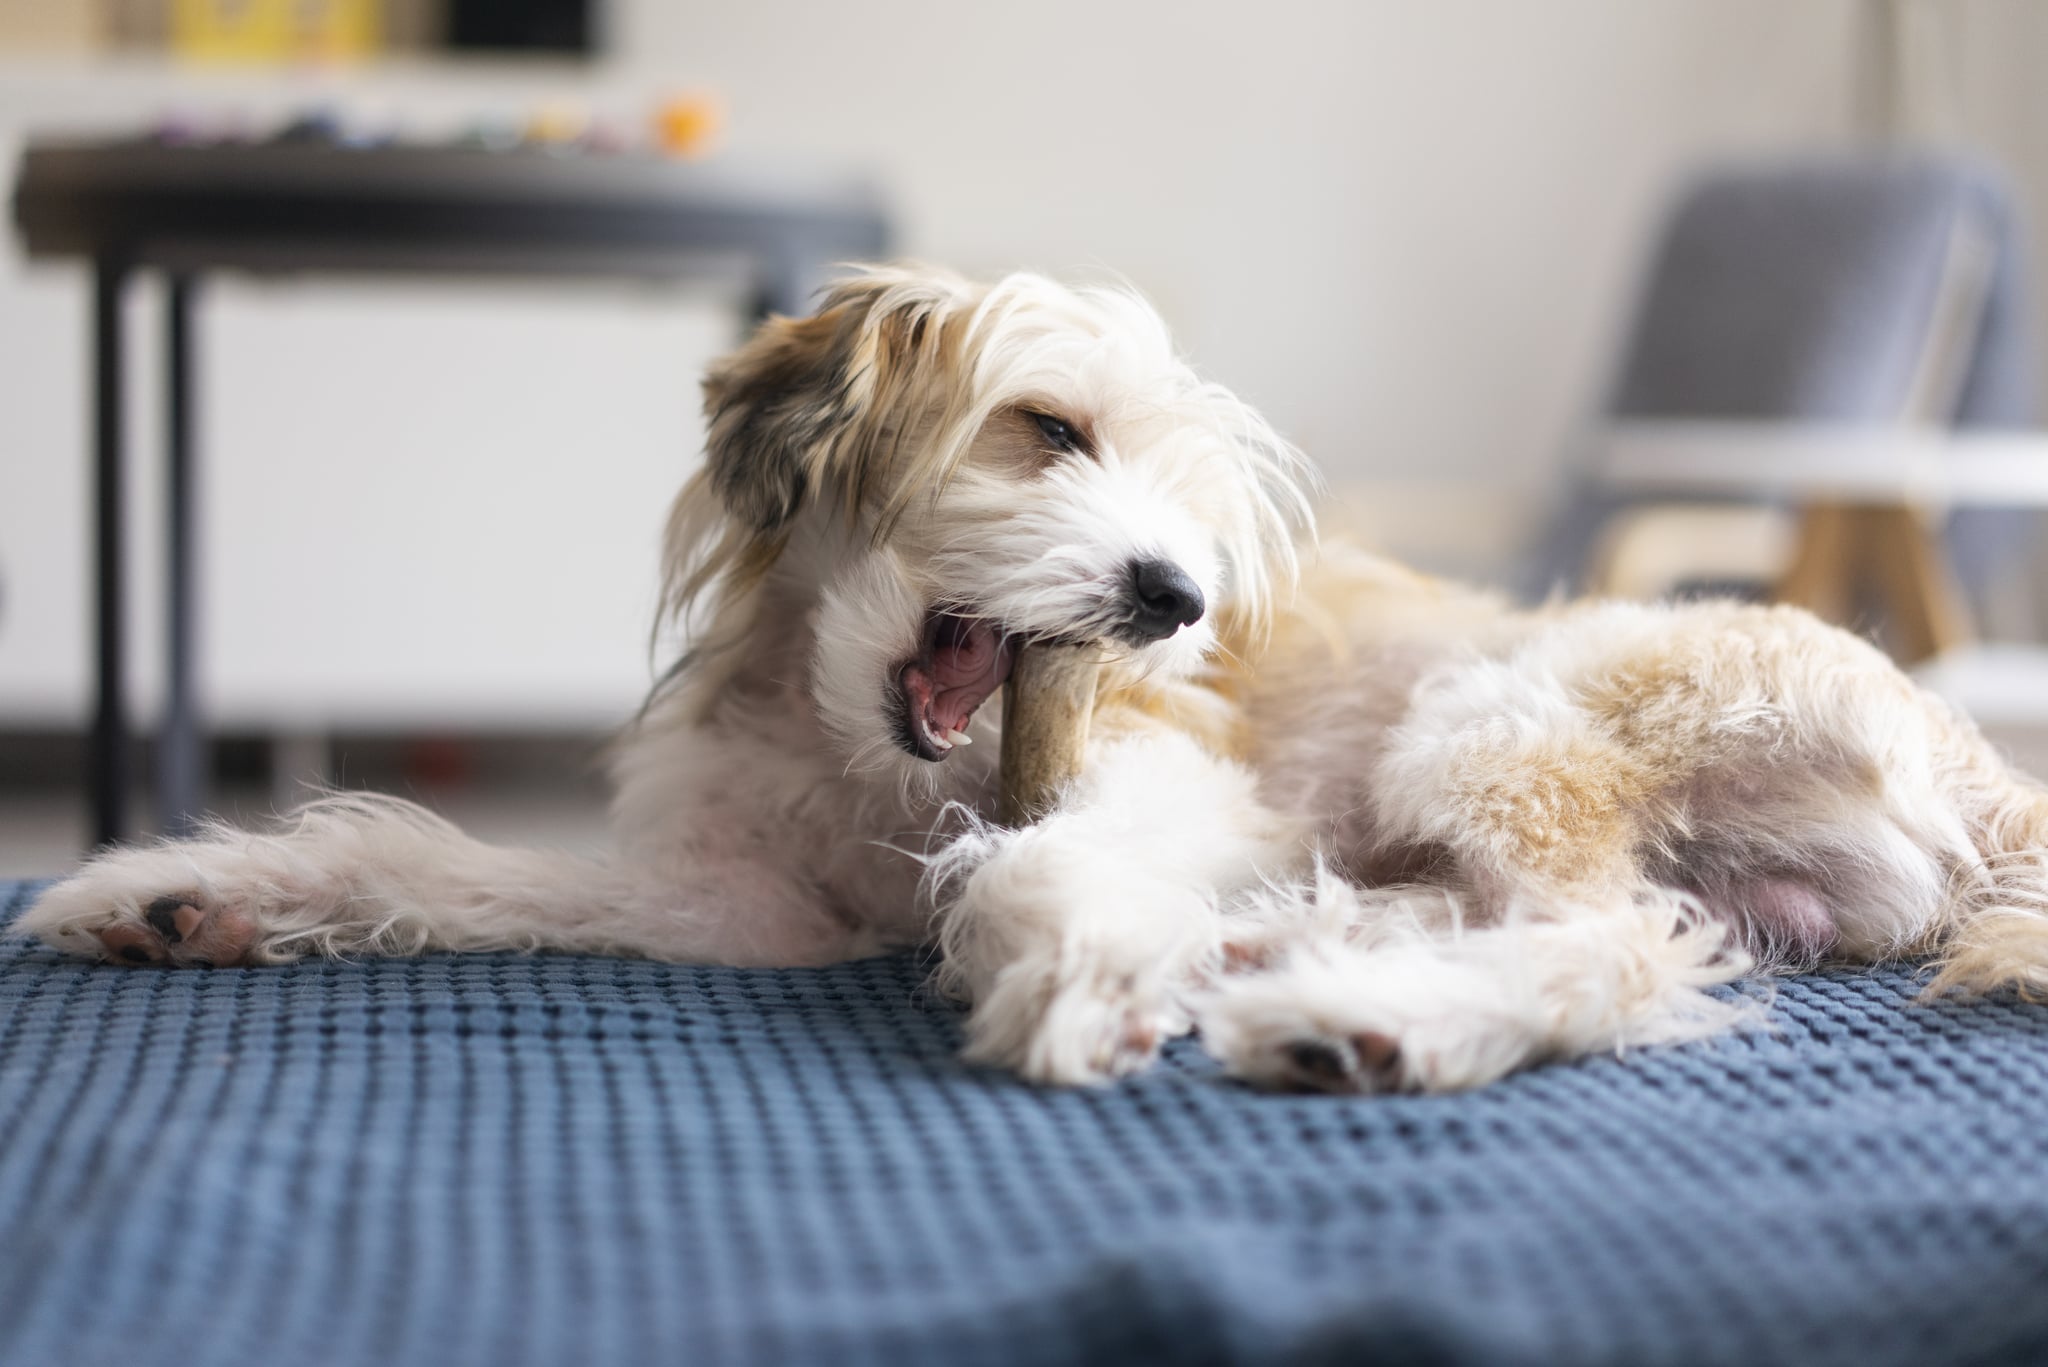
[162,273,205,837]
[90,258,129,848]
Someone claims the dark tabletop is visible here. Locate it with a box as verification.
[12,138,890,277]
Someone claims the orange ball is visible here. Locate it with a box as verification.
[654,94,724,159]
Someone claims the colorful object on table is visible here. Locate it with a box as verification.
[148,111,207,147]
[170,0,380,63]
[150,108,258,147]
[580,116,634,156]
[456,116,525,153]
[654,93,725,159]
[135,95,730,160]
[269,109,348,145]
[523,102,590,148]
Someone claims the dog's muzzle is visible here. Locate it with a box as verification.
[1118,559,1205,644]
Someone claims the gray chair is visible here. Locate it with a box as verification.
[1530,153,2038,630]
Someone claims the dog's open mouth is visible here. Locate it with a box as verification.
[895,613,1016,761]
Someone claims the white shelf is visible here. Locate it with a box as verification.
[1597,419,2048,508]
[1914,643,2048,728]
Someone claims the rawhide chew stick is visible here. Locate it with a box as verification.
[998,641,1100,827]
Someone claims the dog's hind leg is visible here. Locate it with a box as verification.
[1202,689,1756,1094]
[1746,687,2048,998]
[1922,736,2048,1000]
[17,791,872,969]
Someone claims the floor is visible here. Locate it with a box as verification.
[0,782,613,881]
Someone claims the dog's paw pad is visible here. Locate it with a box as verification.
[1090,1011,1165,1078]
[980,985,1179,1086]
[1277,1031,1405,1094]
[144,895,194,944]
[98,923,166,965]
[95,894,257,968]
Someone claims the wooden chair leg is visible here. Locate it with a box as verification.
[1855,504,1971,665]
[1772,501,1973,665]
[1774,503,1857,625]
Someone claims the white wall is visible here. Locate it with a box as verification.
[616,0,1867,491]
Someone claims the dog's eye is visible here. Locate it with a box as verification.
[1030,412,1083,453]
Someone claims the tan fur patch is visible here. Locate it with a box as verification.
[1448,735,1658,892]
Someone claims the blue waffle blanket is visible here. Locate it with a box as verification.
[2,877,2047,1366]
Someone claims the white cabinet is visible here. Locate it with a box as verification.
[0,266,733,731]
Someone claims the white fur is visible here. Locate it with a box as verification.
[927,731,1298,1080]
[23,264,2048,1091]
[1203,867,1755,1094]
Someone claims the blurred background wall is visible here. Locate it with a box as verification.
[622,1,2048,544]
[3,0,2046,864]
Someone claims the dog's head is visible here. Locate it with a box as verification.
[660,263,1313,783]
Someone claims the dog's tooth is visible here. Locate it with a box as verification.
[947,729,974,746]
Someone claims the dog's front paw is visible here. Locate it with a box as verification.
[1200,952,1538,1095]
[930,813,1218,1086]
[962,960,1187,1086]
[1204,997,1509,1095]
[18,849,290,968]
[1261,1031,1409,1095]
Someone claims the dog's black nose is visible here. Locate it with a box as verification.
[1124,559,1206,641]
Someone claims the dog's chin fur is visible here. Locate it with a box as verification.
[22,262,2048,1096]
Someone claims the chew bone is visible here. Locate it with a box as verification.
[998,642,1100,826]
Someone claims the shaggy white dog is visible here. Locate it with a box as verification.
[23,264,2048,1093]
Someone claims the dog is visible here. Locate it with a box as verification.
[22,262,2048,1093]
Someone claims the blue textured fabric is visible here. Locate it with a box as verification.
[4,877,2048,1367]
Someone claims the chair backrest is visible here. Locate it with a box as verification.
[1526,154,2035,602]
[1609,155,2031,428]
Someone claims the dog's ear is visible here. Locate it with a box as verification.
[701,270,957,533]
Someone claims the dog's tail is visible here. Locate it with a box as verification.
[1927,753,2048,1000]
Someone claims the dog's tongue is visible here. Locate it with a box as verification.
[903,619,1014,744]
